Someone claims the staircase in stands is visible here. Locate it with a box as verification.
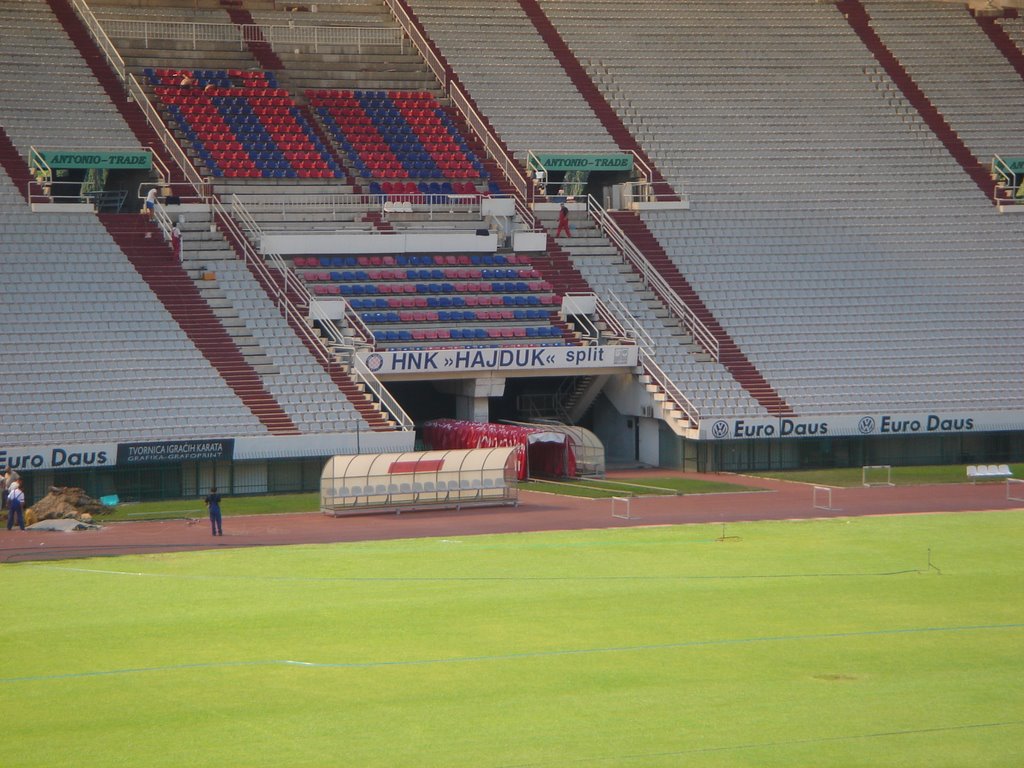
[99,213,301,435]
[213,217,393,431]
[837,0,995,199]
[46,0,193,199]
[608,211,793,416]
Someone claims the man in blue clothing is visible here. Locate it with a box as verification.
[204,487,223,536]
[6,482,25,531]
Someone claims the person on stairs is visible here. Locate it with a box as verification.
[556,200,572,238]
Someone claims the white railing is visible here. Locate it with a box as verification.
[71,0,127,82]
[448,82,531,203]
[585,195,719,361]
[599,290,650,349]
[126,73,209,200]
[66,0,209,201]
[560,294,601,345]
[152,199,174,241]
[382,0,551,232]
[229,192,380,354]
[562,291,635,347]
[222,202,412,431]
[228,194,376,350]
[27,147,52,199]
[98,18,403,53]
[600,292,698,424]
[213,198,411,431]
[992,154,1024,207]
[638,351,699,426]
[231,191,486,222]
[385,0,448,87]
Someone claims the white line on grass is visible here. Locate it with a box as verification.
[2,623,1021,685]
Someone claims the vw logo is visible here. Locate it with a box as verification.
[711,420,730,439]
[858,416,875,434]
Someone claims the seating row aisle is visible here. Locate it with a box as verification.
[0,170,268,444]
[540,0,1024,416]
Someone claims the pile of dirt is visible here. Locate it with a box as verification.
[25,486,111,527]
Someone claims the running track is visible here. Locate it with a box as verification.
[1,472,1020,563]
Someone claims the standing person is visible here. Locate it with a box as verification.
[1,469,18,512]
[171,221,183,262]
[6,480,25,531]
[144,187,158,218]
[204,486,223,536]
[556,200,572,238]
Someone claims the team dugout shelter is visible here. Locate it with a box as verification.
[320,447,518,516]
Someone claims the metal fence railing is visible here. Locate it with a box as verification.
[585,195,719,362]
[98,18,404,53]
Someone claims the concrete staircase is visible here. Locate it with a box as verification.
[99,212,300,434]
[609,210,792,416]
[47,0,193,198]
[836,0,995,200]
[0,126,45,204]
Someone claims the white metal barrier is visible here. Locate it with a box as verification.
[97,19,404,54]
[586,195,719,362]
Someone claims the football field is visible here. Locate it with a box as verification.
[2,510,1022,767]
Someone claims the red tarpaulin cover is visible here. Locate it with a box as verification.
[422,419,576,480]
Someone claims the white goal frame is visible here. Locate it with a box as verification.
[611,496,633,520]
[812,485,835,511]
[1007,478,1024,503]
[862,465,894,487]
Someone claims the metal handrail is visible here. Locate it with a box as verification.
[65,2,208,200]
[585,194,719,361]
[448,82,531,202]
[152,199,174,241]
[991,153,1024,206]
[27,147,52,199]
[559,293,601,345]
[593,291,698,423]
[233,190,488,221]
[638,351,699,425]
[597,290,647,347]
[385,0,449,87]
[382,0,544,229]
[70,0,126,82]
[228,194,376,349]
[97,18,404,53]
[215,200,412,432]
[127,73,208,199]
[562,291,636,346]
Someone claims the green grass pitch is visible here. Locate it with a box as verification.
[2,511,1022,767]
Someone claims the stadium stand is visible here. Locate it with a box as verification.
[175,214,374,433]
[403,0,620,161]
[539,0,1024,416]
[2,0,1022,483]
[309,89,485,187]
[864,1,1024,164]
[0,0,141,153]
[148,68,342,179]
[0,170,270,444]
